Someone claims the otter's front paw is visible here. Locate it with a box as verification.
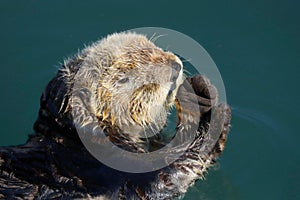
[187,75,218,113]
[177,75,218,118]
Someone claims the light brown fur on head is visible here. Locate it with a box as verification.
[65,32,184,138]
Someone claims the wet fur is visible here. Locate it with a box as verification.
[0,33,231,199]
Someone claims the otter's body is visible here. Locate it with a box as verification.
[0,32,231,199]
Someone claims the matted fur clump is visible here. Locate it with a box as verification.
[0,32,231,200]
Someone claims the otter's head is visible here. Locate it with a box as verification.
[71,32,184,138]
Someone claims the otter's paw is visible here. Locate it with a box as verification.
[176,75,218,122]
[187,75,218,113]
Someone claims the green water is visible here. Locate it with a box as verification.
[0,1,299,199]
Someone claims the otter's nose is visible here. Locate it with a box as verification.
[169,60,182,82]
[170,60,182,72]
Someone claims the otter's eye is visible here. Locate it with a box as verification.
[118,77,129,84]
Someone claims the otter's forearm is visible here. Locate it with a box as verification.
[148,104,231,199]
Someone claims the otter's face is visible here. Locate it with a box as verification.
[91,33,184,136]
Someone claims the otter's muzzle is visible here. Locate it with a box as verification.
[168,60,183,96]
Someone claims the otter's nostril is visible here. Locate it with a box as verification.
[171,74,178,81]
[170,60,182,72]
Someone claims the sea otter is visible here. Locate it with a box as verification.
[0,32,231,199]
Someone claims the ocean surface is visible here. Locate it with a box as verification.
[0,1,299,199]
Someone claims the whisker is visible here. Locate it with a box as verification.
[181,58,192,63]
[151,34,167,43]
[183,68,193,76]
[149,32,158,42]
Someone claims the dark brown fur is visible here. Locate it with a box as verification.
[0,33,231,199]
